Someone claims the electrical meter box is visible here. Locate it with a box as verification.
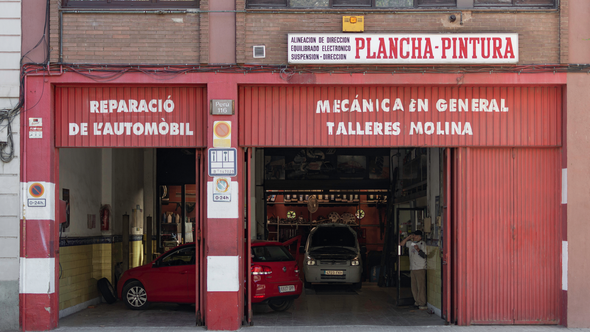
[342,16,364,32]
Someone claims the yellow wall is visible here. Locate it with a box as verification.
[59,243,110,310]
[426,246,442,309]
[130,241,144,268]
[59,239,155,311]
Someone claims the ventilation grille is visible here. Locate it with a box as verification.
[253,45,265,58]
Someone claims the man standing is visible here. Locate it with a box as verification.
[400,230,427,310]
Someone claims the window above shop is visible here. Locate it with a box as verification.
[247,0,556,8]
[247,0,456,8]
[63,0,200,9]
[474,0,555,7]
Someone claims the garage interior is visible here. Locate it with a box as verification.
[247,147,446,326]
[57,148,201,319]
[56,146,446,327]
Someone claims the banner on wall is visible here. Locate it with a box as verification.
[55,86,207,147]
[239,85,562,148]
[288,33,519,64]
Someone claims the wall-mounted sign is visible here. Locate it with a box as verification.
[208,148,237,177]
[212,177,232,202]
[55,87,206,148]
[213,121,231,148]
[210,99,234,115]
[29,118,43,139]
[28,183,46,207]
[239,85,562,148]
[288,33,518,65]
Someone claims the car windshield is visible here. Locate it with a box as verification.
[310,227,356,249]
[252,245,294,262]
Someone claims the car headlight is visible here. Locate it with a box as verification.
[306,256,316,266]
[351,256,360,266]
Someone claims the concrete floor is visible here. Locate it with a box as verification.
[58,282,444,329]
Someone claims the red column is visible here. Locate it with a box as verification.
[204,79,244,330]
[20,76,60,331]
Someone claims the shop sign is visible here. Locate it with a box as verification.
[316,96,509,137]
[67,99,193,136]
[239,85,562,147]
[288,33,518,64]
[55,87,206,147]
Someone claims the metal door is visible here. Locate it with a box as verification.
[453,148,561,325]
[442,148,452,323]
[195,150,205,325]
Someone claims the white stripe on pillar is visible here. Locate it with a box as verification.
[19,257,55,294]
[562,168,567,204]
[562,241,568,291]
[207,256,239,292]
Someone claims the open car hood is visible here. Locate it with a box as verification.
[307,246,358,260]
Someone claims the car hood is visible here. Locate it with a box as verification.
[307,246,358,260]
[123,263,153,277]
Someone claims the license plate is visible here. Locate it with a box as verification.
[323,270,344,276]
[279,285,295,293]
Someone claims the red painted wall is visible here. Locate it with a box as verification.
[239,85,562,148]
[55,86,207,148]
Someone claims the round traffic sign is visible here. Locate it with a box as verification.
[29,183,45,198]
[214,122,231,139]
[215,178,229,193]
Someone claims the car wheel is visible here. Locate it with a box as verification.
[268,298,294,312]
[97,278,117,304]
[352,282,362,290]
[123,281,149,310]
[304,281,313,289]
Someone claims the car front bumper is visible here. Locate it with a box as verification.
[303,264,362,284]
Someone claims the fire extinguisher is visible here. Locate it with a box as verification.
[100,205,110,231]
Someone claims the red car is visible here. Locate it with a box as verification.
[117,241,302,312]
[250,241,303,311]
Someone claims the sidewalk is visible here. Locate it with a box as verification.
[51,325,588,332]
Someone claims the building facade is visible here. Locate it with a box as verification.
[6,0,590,330]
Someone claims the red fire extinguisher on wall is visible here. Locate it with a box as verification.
[100,204,111,231]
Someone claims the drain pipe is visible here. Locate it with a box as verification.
[59,10,62,63]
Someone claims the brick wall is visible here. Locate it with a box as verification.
[51,3,202,64]
[200,0,209,64]
[238,10,561,65]
[50,1,563,66]
[560,0,568,63]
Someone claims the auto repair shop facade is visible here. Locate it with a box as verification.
[15,0,590,331]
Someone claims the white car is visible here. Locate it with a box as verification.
[303,223,363,289]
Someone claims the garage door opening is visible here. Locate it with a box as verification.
[244,147,448,327]
[57,147,204,327]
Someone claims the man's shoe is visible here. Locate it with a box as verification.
[419,306,428,310]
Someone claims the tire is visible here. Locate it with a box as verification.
[122,281,149,310]
[352,282,362,290]
[304,281,313,289]
[268,298,294,312]
[97,278,117,304]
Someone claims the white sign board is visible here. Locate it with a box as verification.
[208,148,237,177]
[288,33,518,65]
